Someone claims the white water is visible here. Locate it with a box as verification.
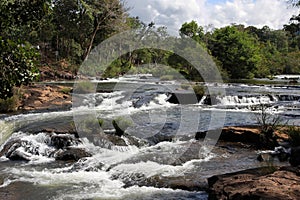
[0,79,299,199]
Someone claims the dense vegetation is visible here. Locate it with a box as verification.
[0,0,300,99]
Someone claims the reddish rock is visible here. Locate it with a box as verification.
[208,166,300,200]
[20,84,72,111]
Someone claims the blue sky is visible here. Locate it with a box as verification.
[126,0,299,35]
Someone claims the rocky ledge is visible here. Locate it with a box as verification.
[20,84,72,111]
[208,166,300,200]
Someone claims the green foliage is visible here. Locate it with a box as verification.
[160,75,174,81]
[0,38,39,99]
[286,126,300,147]
[192,84,205,97]
[209,25,262,79]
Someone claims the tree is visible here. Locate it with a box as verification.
[0,0,49,99]
[179,20,205,46]
[208,25,262,79]
[0,38,39,99]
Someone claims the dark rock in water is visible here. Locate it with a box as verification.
[195,131,207,140]
[201,95,220,105]
[290,146,300,166]
[114,172,208,191]
[257,146,290,162]
[208,166,300,200]
[0,139,21,158]
[112,120,124,137]
[55,147,92,161]
[0,139,31,161]
[220,126,261,146]
[146,134,174,145]
[50,134,80,149]
[167,92,200,104]
[140,76,147,79]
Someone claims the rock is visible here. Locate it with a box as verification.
[0,139,22,158]
[195,131,207,140]
[257,146,290,162]
[290,146,300,166]
[112,120,124,137]
[0,139,31,161]
[55,147,92,161]
[201,95,219,105]
[220,126,261,145]
[113,172,208,191]
[167,92,200,104]
[208,166,300,200]
[50,134,80,149]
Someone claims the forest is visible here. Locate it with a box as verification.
[0,0,300,99]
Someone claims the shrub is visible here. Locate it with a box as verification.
[254,103,284,148]
[192,84,205,97]
[286,126,300,147]
[160,75,174,81]
[0,95,20,112]
[0,38,39,99]
[180,83,190,90]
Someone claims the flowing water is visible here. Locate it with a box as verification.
[0,75,299,199]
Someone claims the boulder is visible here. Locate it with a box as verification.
[195,131,207,140]
[50,134,80,149]
[167,92,200,104]
[257,146,290,162]
[55,147,92,161]
[0,139,31,161]
[208,166,300,200]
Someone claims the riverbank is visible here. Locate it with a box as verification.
[19,84,72,112]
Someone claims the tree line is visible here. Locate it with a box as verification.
[0,0,299,99]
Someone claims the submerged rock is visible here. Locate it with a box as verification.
[208,166,300,200]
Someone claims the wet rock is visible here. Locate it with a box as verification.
[112,120,125,137]
[0,139,31,161]
[208,166,300,200]
[50,134,80,149]
[167,92,200,104]
[201,95,219,105]
[113,172,208,191]
[55,147,92,161]
[0,139,21,158]
[290,146,300,166]
[257,146,290,162]
[195,131,207,140]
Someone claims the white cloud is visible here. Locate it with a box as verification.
[126,0,299,35]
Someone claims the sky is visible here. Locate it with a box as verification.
[126,0,299,35]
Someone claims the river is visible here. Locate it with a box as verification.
[0,75,299,199]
